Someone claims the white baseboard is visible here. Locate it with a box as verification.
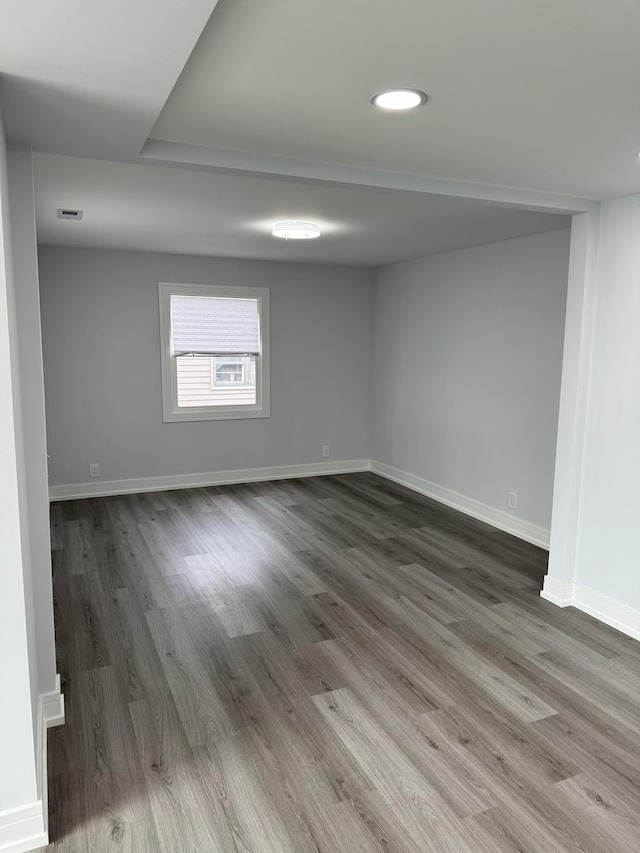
[370,461,550,549]
[49,459,370,501]
[0,802,46,853]
[49,458,550,551]
[37,674,65,845]
[540,575,575,607]
[41,674,65,729]
[541,576,640,642]
[574,585,640,641]
[1,676,66,853]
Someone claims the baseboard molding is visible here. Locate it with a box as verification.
[539,575,575,607]
[41,674,65,729]
[1,676,66,853]
[36,674,65,847]
[0,802,46,853]
[574,584,640,642]
[49,457,550,551]
[49,459,370,501]
[541,576,640,642]
[370,461,550,549]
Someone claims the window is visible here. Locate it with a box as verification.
[211,355,254,387]
[159,283,270,422]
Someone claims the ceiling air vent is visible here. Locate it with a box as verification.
[57,208,84,220]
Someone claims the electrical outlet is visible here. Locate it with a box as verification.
[508,491,517,510]
[322,445,330,458]
[89,463,100,478]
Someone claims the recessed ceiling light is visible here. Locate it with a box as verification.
[371,89,428,111]
[272,221,321,240]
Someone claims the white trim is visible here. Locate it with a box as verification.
[42,674,65,730]
[573,585,640,642]
[541,578,640,643]
[49,459,370,501]
[139,139,598,215]
[370,461,550,549]
[158,282,270,423]
[49,459,551,550]
[539,575,575,607]
[35,697,47,843]
[0,672,63,853]
[546,211,601,593]
[0,802,46,853]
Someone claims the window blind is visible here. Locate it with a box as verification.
[170,295,260,356]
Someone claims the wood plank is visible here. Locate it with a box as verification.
[391,596,558,723]
[145,606,237,745]
[313,688,478,852]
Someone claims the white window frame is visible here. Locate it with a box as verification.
[159,282,270,423]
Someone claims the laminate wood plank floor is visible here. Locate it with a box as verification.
[42,473,640,852]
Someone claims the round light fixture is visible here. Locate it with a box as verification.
[272,221,321,240]
[371,89,428,111]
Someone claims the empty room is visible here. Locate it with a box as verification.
[1,2,640,852]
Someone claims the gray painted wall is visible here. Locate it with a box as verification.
[39,248,374,485]
[373,229,570,530]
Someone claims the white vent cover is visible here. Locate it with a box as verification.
[57,208,84,220]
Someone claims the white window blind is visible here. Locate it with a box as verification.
[170,295,260,356]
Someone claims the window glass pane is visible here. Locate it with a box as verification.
[212,355,255,387]
[176,355,257,408]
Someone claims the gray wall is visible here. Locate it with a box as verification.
[39,247,374,485]
[373,229,570,530]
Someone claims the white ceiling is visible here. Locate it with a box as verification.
[33,155,569,266]
[152,0,640,199]
[4,0,638,264]
[0,0,218,158]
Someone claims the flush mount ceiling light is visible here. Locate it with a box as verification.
[271,221,321,240]
[371,89,428,111]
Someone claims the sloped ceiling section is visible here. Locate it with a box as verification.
[0,0,219,158]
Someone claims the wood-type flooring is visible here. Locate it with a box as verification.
[43,473,640,852]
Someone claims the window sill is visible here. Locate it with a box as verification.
[163,405,270,423]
